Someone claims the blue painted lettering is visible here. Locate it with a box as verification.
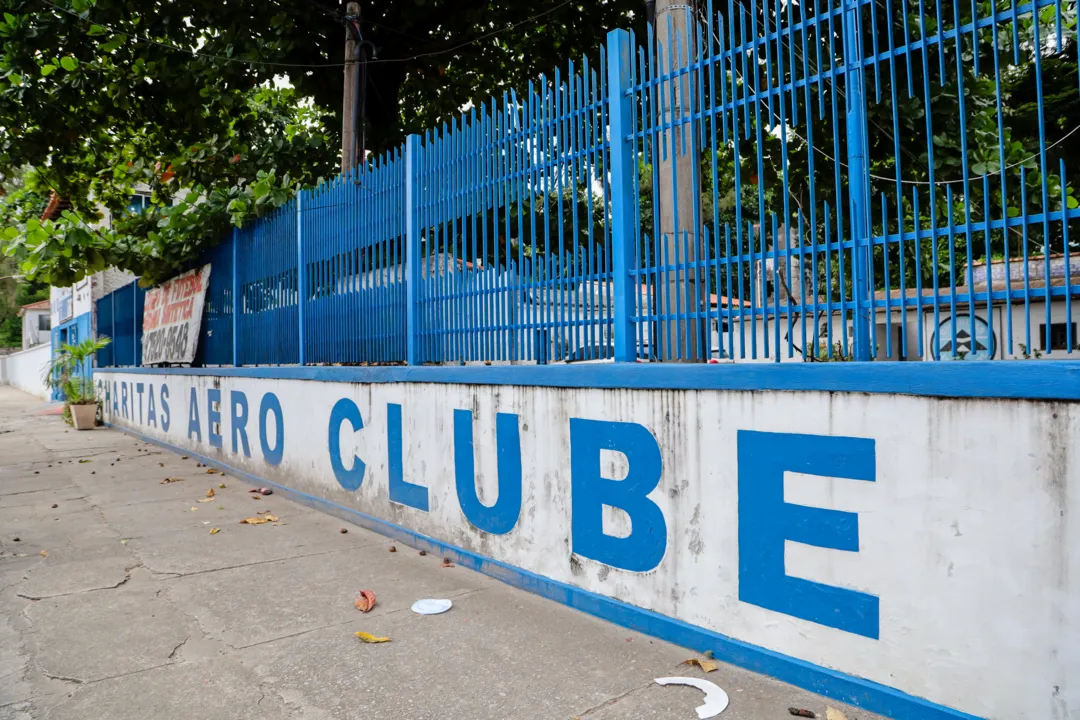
[187,387,202,441]
[121,382,129,419]
[453,409,521,535]
[737,430,879,639]
[135,383,145,424]
[328,398,366,491]
[259,393,284,466]
[207,388,222,449]
[387,403,428,511]
[112,381,118,414]
[160,384,171,432]
[230,391,250,457]
[147,384,157,428]
[569,418,666,573]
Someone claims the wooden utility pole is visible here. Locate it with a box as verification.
[341,2,361,175]
[654,0,706,361]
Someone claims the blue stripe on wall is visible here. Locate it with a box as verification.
[96,360,1080,401]
[105,420,986,720]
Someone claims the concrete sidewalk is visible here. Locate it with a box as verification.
[0,385,882,720]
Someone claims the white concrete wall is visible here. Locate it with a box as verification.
[97,371,1080,720]
[3,343,52,399]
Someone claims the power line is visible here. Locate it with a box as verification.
[36,0,574,69]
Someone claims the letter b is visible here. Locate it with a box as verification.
[570,418,666,573]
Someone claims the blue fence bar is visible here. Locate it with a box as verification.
[95,282,145,367]
[94,0,1080,366]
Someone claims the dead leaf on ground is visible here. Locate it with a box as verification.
[239,514,279,525]
[680,658,719,673]
[197,498,214,503]
[78,459,91,464]
[250,495,261,500]
[219,483,226,489]
[206,468,219,475]
[354,632,390,643]
[441,558,455,568]
[190,507,199,512]
[825,709,848,720]
[39,550,47,557]
[206,488,215,498]
[354,590,377,612]
[209,527,221,535]
[161,477,184,484]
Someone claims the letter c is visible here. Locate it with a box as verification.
[329,398,366,491]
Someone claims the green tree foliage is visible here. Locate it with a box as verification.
[0,0,643,286]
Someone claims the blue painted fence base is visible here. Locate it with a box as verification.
[105,419,983,720]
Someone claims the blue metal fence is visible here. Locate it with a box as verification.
[96,0,1080,367]
[95,283,145,368]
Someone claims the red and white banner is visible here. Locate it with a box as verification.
[141,264,211,365]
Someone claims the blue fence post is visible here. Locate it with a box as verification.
[232,227,239,367]
[607,29,637,363]
[406,134,421,366]
[297,190,306,366]
[109,292,115,367]
[843,0,873,361]
[131,280,137,366]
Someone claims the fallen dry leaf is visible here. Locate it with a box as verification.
[441,558,455,568]
[354,632,390,643]
[206,468,219,475]
[160,477,184,484]
[354,590,377,613]
[197,498,214,503]
[680,658,719,673]
[39,550,47,557]
[825,709,848,720]
[190,507,199,512]
[250,495,261,500]
[219,483,226,489]
[78,459,92,464]
[239,513,279,525]
[209,527,221,535]
[206,488,215,498]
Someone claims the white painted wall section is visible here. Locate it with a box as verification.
[97,372,1080,720]
[3,344,52,399]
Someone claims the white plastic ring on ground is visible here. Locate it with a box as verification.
[411,598,453,615]
[654,676,729,718]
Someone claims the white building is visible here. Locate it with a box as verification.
[727,254,1080,362]
[17,299,50,349]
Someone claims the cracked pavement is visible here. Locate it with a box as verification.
[0,386,884,720]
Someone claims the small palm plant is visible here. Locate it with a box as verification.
[44,337,111,429]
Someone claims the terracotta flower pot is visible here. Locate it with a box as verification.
[70,403,98,431]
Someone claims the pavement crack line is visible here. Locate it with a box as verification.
[573,680,657,718]
[41,672,84,685]
[16,563,141,601]
[167,635,190,661]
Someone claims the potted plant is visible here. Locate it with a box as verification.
[44,337,111,430]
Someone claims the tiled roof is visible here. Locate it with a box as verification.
[40,192,72,222]
[17,299,50,317]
